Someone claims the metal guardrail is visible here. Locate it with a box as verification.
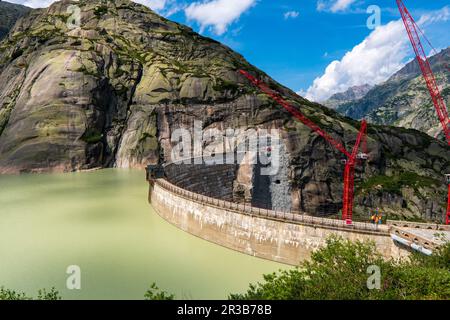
[154,178,387,234]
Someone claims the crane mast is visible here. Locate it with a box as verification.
[397,0,450,224]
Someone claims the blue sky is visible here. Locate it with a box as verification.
[7,0,450,101]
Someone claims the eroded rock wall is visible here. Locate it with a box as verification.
[0,0,449,221]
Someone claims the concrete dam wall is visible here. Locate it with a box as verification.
[164,160,237,201]
[148,178,407,265]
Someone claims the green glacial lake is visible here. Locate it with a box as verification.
[0,169,286,300]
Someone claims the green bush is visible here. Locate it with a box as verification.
[4,239,449,301]
[144,283,175,300]
[358,172,438,196]
[0,287,61,300]
[230,236,450,300]
[81,128,103,144]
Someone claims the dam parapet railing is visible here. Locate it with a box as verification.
[387,220,450,231]
[153,178,389,235]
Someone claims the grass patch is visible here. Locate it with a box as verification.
[81,128,103,144]
[1,287,60,300]
[213,78,239,93]
[358,172,438,196]
[94,5,108,18]
[139,132,155,143]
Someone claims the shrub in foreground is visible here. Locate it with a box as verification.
[230,236,450,300]
[0,287,61,300]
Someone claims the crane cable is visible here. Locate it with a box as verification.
[413,18,450,74]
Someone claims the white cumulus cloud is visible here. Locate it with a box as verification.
[417,5,450,25]
[284,11,300,20]
[305,20,408,102]
[185,0,256,35]
[134,0,183,15]
[317,0,357,13]
[304,6,450,102]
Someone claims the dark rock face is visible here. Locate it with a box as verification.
[0,0,449,222]
[164,161,237,201]
[0,1,31,40]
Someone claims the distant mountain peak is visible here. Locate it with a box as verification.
[336,46,450,139]
[323,84,373,109]
[0,0,31,40]
[390,47,450,82]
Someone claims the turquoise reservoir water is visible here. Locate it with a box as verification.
[0,169,286,300]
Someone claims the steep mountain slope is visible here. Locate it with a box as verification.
[0,1,31,40]
[0,0,449,222]
[323,84,372,110]
[338,48,450,138]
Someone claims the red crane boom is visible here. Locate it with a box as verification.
[397,0,450,143]
[239,69,367,224]
[397,0,450,224]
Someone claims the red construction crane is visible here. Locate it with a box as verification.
[239,69,368,225]
[397,0,450,225]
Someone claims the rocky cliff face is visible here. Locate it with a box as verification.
[0,1,30,40]
[0,0,449,222]
[337,48,450,139]
[323,84,372,110]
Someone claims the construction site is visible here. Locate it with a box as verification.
[146,0,450,258]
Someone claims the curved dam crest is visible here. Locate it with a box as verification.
[148,178,408,265]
